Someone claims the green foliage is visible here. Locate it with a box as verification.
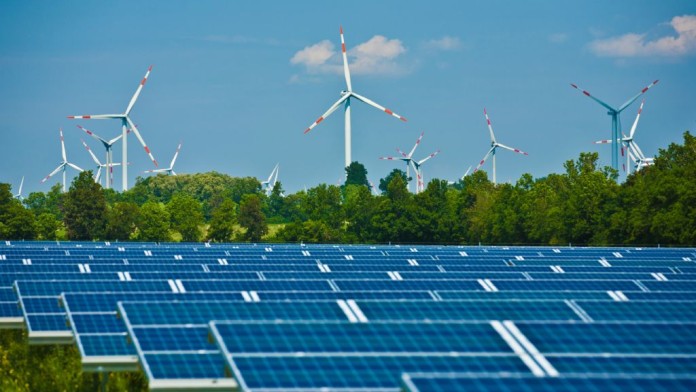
[167,193,204,242]
[0,329,147,391]
[105,202,140,241]
[238,194,268,242]
[207,199,238,242]
[137,201,171,242]
[379,169,409,194]
[63,171,107,240]
[2,131,695,246]
[344,161,369,188]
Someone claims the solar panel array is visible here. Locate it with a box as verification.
[1,240,695,391]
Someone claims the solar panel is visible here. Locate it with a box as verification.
[2,242,695,390]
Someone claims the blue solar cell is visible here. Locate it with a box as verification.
[134,326,209,352]
[26,314,68,332]
[69,313,125,334]
[578,300,696,322]
[334,279,483,291]
[142,353,228,379]
[79,333,136,356]
[548,355,696,376]
[493,280,642,292]
[230,355,529,390]
[402,373,696,392]
[0,302,22,318]
[516,322,696,354]
[211,321,510,354]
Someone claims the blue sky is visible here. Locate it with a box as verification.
[1,1,695,195]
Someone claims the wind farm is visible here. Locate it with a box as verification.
[1,3,696,391]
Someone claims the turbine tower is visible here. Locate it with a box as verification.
[474,108,528,185]
[144,142,182,176]
[76,125,124,189]
[80,139,121,186]
[570,80,658,172]
[304,26,407,169]
[41,129,84,192]
[68,66,158,191]
[410,149,441,193]
[594,99,653,174]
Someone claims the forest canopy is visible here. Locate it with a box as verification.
[2,132,695,246]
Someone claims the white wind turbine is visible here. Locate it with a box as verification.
[380,132,439,193]
[41,129,84,192]
[410,149,441,193]
[68,66,158,191]
[80,139,121,186]
[304,26,407,169]
[144,142,182,176]
[594,99,653,174]
[261,163,279,196]
[76,125,124,189]
[473,108,528,184]
[380,132,424,192]
[14,177,24,200]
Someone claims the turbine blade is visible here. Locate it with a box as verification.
[417,149,440,165]
[59,129,67,161]
[18,176,24,196]
[570,83,616,112]
[396,148,410,159]
[67,114,122,120]
[618,80,659,112]
[304,94,350,134]
[340,26,353,92]
[81,139,102,165]
[407,132,425,158]
[628,99,645,139]
[126,117,158,167]
[462,165,472,179]
[496,143,528,156]
[483,108,496,143]
[473,147,496,173]
[351,92,407,122]
[170,142,182,168]
[594,139,613,144]
[95,166,102,182]
[42,164,64,183]
[76,125,109,145]
[67,162,83,172]
[125,66,153,115]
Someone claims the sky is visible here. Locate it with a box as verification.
[1,1,695,195]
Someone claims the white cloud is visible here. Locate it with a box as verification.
[425,36,462,51]
[290,35,408,77]
[548,33,568,44]
[589,14,696,57]
[290,40,336,67]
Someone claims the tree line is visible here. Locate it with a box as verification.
[1,131,694,246]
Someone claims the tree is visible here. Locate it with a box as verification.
[105,202,139,241]
[0,185,36,240]
[63,171,107,240]
[167,193,204,242]
[379,169,410,194]
[207,199,237,242]
[137,201,171,242]
[35,213,61,240]
[345,161,369,188]
[238,194,267,242]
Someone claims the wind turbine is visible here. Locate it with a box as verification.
[75,125,124,189]
[570,80,658,172]
[261,163,279,196]
[68,66,158,191]
[594,99,653,174]
[410,149,441,193]
[473,108,528,185]
[41,129,84,192]
[14,177,24,200]
[380,132,424,192]
[461,165,472,179]
[144,142,182,176]
[304,26,407,169]
[80,139,121,186]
